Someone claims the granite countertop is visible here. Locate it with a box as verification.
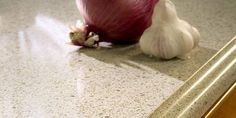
[150,36,236,118]
[0,0,235,118]
[150,0,236,117]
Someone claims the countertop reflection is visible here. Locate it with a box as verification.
[0,0,235,118]
[0,0,182,117]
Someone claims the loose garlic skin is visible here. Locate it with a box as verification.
[69,26,87,45]
[84,33,99,47]
[69,21,100,47]
[140,0,200,59]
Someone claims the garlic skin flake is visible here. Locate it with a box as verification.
[140,0,200,59]
[69,21,100,47]
[84,33,99,48]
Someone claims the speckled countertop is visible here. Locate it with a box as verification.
[0,0,235,118]
[150,36,236,118]
[150,0,236,117]
[172,0,236,50]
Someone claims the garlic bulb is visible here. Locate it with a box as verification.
[140,0,200,59]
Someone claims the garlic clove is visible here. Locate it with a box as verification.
[69,20,100,47]
[191,26,201,48]
[140,0,200,59]
[69,25,87,46]
[84,34,99,47]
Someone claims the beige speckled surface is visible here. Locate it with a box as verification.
[150,36,236,118]
[172,0,236,50]
[149,0,236,117]
[0,0,232,117]
[0,0,196,118]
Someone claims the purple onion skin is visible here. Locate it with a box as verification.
[76,0,159,44]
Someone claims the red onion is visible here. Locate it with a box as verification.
[70,0,158,46]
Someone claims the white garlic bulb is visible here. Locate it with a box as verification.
[140,0,200,59]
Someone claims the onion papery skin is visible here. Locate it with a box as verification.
[76,0,159,44]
